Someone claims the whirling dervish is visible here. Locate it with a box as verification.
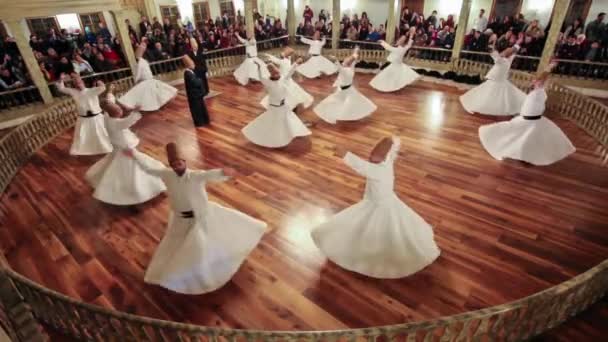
[311,136,440,279]
[296,31,338,78]
[57,73,112,156]
[479,63,576,166]
[85,86,166,205]
[460,38,526,116]
[370,29,420,92]
[233,31,269,85]
[261,47,313,110]
[314,46,377,124]
[125,142,266,294]
[118,42,178,111]
[242,59,312,148]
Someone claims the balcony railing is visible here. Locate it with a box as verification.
[553,58,608,80]
[48,68,133,98]
[0,86,43,113]
[460,50,540,72]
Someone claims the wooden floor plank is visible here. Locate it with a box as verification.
[0,74,607,336]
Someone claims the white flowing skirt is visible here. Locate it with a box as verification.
[479,116,576,166]
[119,79,177,112]
[85,149,166,205]
[314,86,377,124]
[261,79,313,109]
[144,202,266,294]
[233,57,270,86]
[311,195,440,278]
[242,105,312,148]
[70,115,112,156]
[370,62,420,92]
[297,56,338,78]
[460,79,526,116]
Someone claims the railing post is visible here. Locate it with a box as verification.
[0,269,47,342]
[538,0,572,72]
[451,0,473,63]
[111,10,138,76]
[244,0,255,39]
[4,20,54,105]
[287,0,296,44]
[385,0,401,44]
[332,0,340,51]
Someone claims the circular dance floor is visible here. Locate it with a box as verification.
[1,74,608,331]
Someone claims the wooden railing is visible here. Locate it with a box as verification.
[0,86,42,114]
[0,45,608,342]
[460,50,540,72]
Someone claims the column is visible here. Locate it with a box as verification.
[111,10,138,75]
[287,0,296,43]
[451,0,473,61]
[385,0,402,44]
[331,0,340,50]
[144,0,161,21]
[245,0,255,38]
[538,0,571,72]
[4,20,53,104]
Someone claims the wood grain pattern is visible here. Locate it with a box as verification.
[1,74,607,336]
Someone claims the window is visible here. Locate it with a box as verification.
[160,5,181,27]
[193,1,211,29]
[26,17,60,38]
[79,13,106,34]
[564,0,591,28]
[219,0,235,19]
[491,0,523,21]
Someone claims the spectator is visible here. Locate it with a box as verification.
[92,52,113,72]
[139,16,152,38]
[56,56,74,75]
[474,9,488,32]
[0,67,24,90]
[303,5,314,24]
[585,12,605,43]
[72,54,94,75]
[564,18,584,38]
[97,23,112,44]
[426,11,438,28]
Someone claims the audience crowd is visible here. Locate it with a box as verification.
[1,6,607,93]
[130,11,287,59]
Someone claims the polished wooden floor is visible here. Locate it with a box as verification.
[1,74,608,336]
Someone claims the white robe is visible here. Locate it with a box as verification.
[370,40,420,92]
[479,87,576,165]
[261,54,314,109]
[314,61,377,124]
[296,37,338,78]
[118,58,178,111]
[242,64,312,147]
[132,161,267,294]
[85,107,166,205]
[57,81,112,156]
[311,137,440,278]
[460,49,526,116]
[233,36,270,85]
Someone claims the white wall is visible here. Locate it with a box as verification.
[467,0,492,31]
[520,0,555,27]
[585,0,608,26]
[424,0,463,24]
